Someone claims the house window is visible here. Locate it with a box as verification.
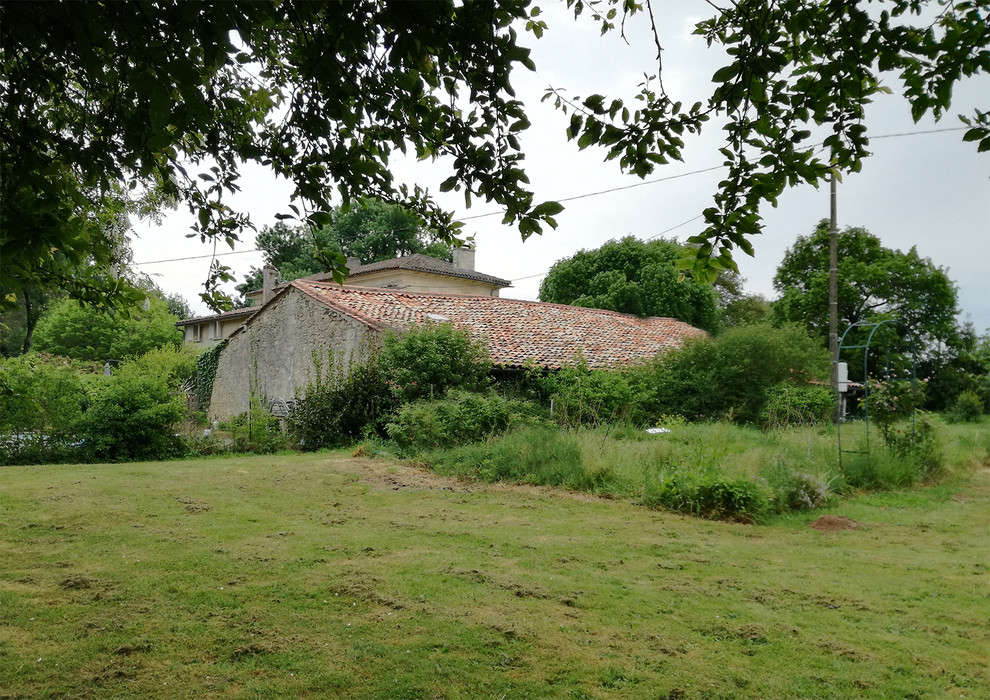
[211,320,221,340]
[191,325,202,342]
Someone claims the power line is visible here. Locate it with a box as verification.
[134,248,260,266]
[510,213,705,283]
[458,165,723,222]
[131,125,968,267]
[870,125,967,140]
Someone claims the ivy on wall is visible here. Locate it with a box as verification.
[195,339,227,412]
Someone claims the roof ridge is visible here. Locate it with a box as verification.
[291,280,390,331]
[303,280,692,324]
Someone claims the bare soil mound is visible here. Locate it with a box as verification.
[808,515,862,532]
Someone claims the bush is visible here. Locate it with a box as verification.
[0,353,88,435]
[79,372,185,462]
[380,323,491,400]
[288,350,398,450]
[885,411,945,479]
[530,357,638,427]
[768,470,831,511]
[841,412,944,488]
[227,397,287,455]
[948,390,984,423]
[760,384,834,429]
[424,427,587,488]
[386,391,540,452]
[643,469,770,523]
[634,324,829,424]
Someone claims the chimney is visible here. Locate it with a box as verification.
[262,265,280,305]
[452,246,475,271]
[345,257,361,273]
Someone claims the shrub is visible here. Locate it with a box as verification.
[760,384,834,429]
[885,411,945,479]
[643,469,770,523]
[868,378,925,440]
[948,390,984,423]
[0,354,90,465]
[635,324,829,424]
[79,372,185,462]
[288,350,398,450]
[227,395,287,455]
[386,391,539,452]
[769,471,831,511]
[380,323,490,400]
[425,427,587,488]
[0,353,87,435]
[531,357,638,427]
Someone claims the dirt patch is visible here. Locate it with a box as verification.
[60,574,98,590]
[331,455,606,502]
[331,457,468,492]
[808,515,862,533]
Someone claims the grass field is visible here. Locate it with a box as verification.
[2,446,988,698]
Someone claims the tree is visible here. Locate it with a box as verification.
[631,323,829,424]
[551,0,990,281]
[329,198,453,265]
[539,237,720,332]
[712,270,772,329]
[773,220,959,359]
[233,200,451,304]
[920,322,990,411]
[3,1,986,305]
[1,1,555,310]
[32,296,183,362]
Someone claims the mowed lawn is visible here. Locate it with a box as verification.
[1,452,987,699]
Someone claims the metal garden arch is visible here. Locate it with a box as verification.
[836,319,918,472]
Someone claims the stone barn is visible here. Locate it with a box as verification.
[207,279,707,420]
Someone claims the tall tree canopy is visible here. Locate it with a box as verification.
[3,0,986,308]
[539,237,719,332]
[233,199,451,304]
[32,295,183,362]
[772,220,959,356]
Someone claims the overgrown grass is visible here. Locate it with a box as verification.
[1,451,987,698]
[417,419,988,522]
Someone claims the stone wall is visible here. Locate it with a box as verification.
[208,289,376,420]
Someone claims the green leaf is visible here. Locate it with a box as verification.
[531,201,565,218]
[711,65,738,84]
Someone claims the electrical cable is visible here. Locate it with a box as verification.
[132,125,972,267]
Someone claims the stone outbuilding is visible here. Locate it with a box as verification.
[178,251,511,348]
[207,279,707,420]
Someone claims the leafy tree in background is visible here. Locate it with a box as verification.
[712,270,772,329]
[330,198,452,265]
[539,237,720,333]
[773,221,959,361]
[632,323,830,424]
[3,1,985,309]
[163,293,193,321]
[921,322,990,411]
[32,296,183,362]
[234,200,451,304]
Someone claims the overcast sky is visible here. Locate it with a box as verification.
[131,2,990,332]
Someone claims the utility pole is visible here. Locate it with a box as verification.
[829,172,840,423]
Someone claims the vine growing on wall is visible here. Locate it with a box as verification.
[195,339,227,412]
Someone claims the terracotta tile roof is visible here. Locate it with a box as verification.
[176,306,255,326]
[292,280,706,369]
[300,253,511,288]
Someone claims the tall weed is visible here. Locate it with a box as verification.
[425,427,588,488]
